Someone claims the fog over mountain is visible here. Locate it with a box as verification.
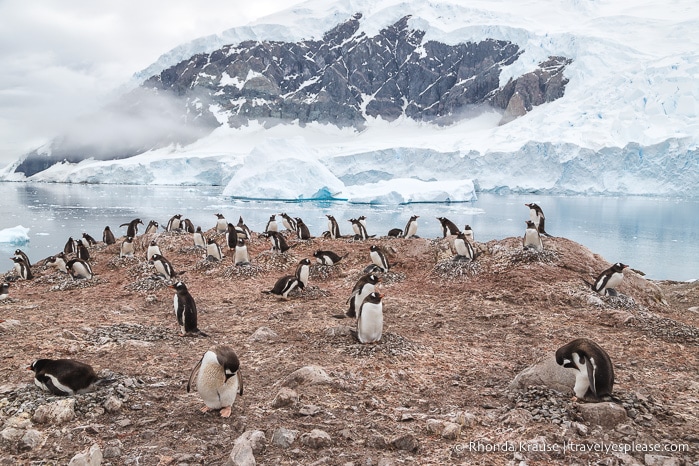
[2,0,698,201]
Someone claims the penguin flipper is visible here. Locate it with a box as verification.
[586,358,598,398]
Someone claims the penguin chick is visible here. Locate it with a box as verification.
[523,220,543,251]
[28,359,99,396]
[555,338,614,400]
[187,346,243,418]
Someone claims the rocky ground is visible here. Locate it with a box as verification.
[0,226,698,466]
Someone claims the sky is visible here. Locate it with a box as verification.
[0,0,305,165]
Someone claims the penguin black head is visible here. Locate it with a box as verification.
[300,258,311,265]
[369,245,380,252]
[28,359,49,373]
[368,274,380,285]
[150,239,158,246]
[169,281,188,293]
[525,220,537,228]
[125,236,133,242]
[612,263,629,272]
[237,238,246,246]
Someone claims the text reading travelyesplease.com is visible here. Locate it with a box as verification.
[455,440,689,455]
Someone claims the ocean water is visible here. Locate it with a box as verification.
[0,182,696,281]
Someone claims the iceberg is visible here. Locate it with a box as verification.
[0,226,30,245]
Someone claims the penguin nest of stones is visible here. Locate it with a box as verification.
[431,258,481,280]
[222,263,267,279]
[105,256,140,270]
[310,264,345,281]
[124,276,172,293]
[254,251,300,270]
[85,323,173,344]
[506,386,578,425]
[49,277,103,292]
[286,285,329,300]
[193,257,222,272]
[625,309,699,345]
[318,328,430,358]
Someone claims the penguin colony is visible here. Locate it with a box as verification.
[4,206,631,418]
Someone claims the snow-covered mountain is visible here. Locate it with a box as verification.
[2,0,698,202]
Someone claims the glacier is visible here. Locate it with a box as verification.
[1,0,698,201]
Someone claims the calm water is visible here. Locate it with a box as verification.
[0,182,697,281]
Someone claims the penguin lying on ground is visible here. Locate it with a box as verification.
[28,359,109,396]
[66,258,94,280]
[313,250,347,266]
[555,338,614,401]
[187,346,243,418]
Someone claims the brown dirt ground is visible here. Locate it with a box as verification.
[1,228,698,465]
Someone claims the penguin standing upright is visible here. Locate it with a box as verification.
[0,282,10,300]
[146,239,162,261]
[14,249,31,267]
[403,215,419,238]
[295,217,312,240]
[523,220,544,251]
[182,218,195,233]
[170,281,205,336]
[590,263,629,296]
[555,338,614,400]
[349,218,370,240]
[226,223,238,250]
[151,254,177,279]
[345,273,381,318]
[206,238,224,261]
[103,226,116,245]
[120,236,135,258]
[453,232,475,260]
[313,250,346,266]
[326,215,341,239]
[265,215,278,233]
[279,213,297,232]
[264,231,290,253]
[237,216,252,239]
[11,256,33,280]
[215,214,228,233]
[76,240,90,262]
[66,258,94,280]
[295,258,311,289]
[525,203,552,237]
[46,253,68,274]
[463,225,474,242]
[437,217,460,237]
[28,359,99,396]
[193,227,206,249]
[144,220,159,235]
[234,238,250,266]
[81,233,98,247]
[64,237,77,255]
[357,292,384,344]
[166,214,183,232]
[120,218,143,238]
[187,346,243,418]
[369,245,390,272]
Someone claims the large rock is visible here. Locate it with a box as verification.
[282,366,332,389]
[577,402,627,428]
[32,398,76,424]
[68,444,103,466]
[271,427,299,449]
[510,356,576,394]
[226,430,266,466]
[301,429,332,449]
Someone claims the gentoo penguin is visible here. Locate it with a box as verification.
[326,215,341,239]
[387,228,403,238]
[525,203,552,237]
[226,223,238,250]
[0,282,9,300]
[555,338,614,400]
[369,245,390,272]
[170,281,206,336]
[295,217,312,240]
[14,249,31,267]
[463,225,474,242]
[193,226,206,249]
[28,359,99,396]
[349,218,371,240]
[11,256,33,280]
[357,292,384,344]
[187,346,243,418]
[144,220,159,235]
[151,254,177,279]
[264,231,290,253]
[182,218,195,234]
[453,232,475,260]
[46,253,68,274]
[64,237,77,254]
[264,275,300,300]
[76,239,90,262]
[81,233,97,247]
[345,273,381,318]
[590,262,629,296]
[206,237,224,261]
[313,250,346,266]
[66,258,94,280]
[120,236,135,258]
[523,220,544,251]
[234,238,250,266]
[215,213,228,233]
[146,239,162,261]
[403,215,419,238]
[295,258,311,289]
[264,215,278,233]
[236,216,252,239]
[166,214,183,232]
[279,213,297,232]
[103,226,116,245]
[437,217,460,237]
[120,218,143,238]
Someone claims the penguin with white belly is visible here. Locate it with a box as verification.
[187,346,243,418]
[357,292,384,344]
[555,338,614,401]
[234,238,251,266]
[66,258,94,280]
[28,359,100,396]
